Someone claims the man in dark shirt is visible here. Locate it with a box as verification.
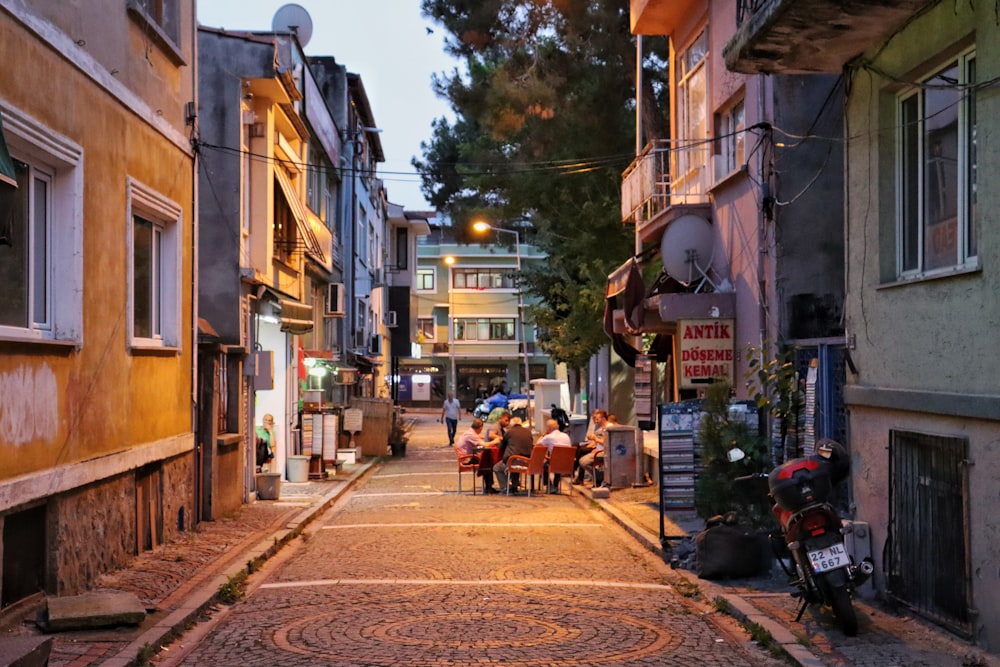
[493,417,534,493]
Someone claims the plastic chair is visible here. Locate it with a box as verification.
[546,446,577,495]
[456,450,479,495]
[506,444,548,496]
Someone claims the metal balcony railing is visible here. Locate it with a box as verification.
[621,139,712,226]
[735,0,767,27]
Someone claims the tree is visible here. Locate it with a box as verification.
[415,0,670,369]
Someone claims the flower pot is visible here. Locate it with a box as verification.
[255,472,281,500]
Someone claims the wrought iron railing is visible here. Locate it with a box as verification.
[620,139,712,226]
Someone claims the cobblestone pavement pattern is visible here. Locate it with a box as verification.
[156,417,783,667]
[7,409,998,667]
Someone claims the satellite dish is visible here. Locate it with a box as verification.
[660,214,714,287]
[272,3,313,48]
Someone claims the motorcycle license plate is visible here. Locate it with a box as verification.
[807,542,850,573]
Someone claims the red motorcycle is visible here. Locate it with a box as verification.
[737,439,873,636]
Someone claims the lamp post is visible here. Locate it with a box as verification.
[472,221,531,425]
[443,255,457,395]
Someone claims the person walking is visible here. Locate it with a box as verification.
[441,392,461,447]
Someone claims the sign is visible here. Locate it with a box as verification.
[676,318,735,389]
[343,408,363,433]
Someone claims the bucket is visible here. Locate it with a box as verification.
[255,472,281,500]
[286,455,310,483]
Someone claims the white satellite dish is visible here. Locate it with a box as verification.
[660,214,715,288]
[272,3,313,48]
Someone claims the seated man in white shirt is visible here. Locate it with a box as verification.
[537,418,572,494]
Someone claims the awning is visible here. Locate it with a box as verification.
[274,167,325,261]
[279,298,314,334]
[0,113,18,188]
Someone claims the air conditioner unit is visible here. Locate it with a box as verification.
[354,329,367,349]
[325,283,345,317]
[385,310,397,328]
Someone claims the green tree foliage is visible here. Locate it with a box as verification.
[415,0,669,368]
[694,382,774,528]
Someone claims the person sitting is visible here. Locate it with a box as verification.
[576,409,609,486]
[493,416,533,493]
[484,410,511,448]
[537,418,572,494]
[455,417,497,494]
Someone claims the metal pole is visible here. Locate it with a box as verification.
[449,268,456,395]
[513,231,531,426]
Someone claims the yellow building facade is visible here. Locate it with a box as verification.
[0,1,197,601]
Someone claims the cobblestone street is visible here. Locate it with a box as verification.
[155,417,782,666]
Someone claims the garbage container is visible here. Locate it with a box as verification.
[286,455,309,483]
[605,425,639,488]
[568,415,589,445]
[255,472,281,500]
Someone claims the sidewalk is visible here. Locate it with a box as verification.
[577,481,1000,667]
[5,410,996,667]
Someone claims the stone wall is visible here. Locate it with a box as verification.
[50,475,135,596]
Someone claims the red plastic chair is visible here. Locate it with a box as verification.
[456,450,479,495]
[506,444,548,496]
[546,445,577,495]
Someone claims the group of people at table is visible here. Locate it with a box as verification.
[451,408,612,494]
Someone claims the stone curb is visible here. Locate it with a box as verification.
[101,462,377,667]
[573,482,821,667]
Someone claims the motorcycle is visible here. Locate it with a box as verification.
[734,439,874,636]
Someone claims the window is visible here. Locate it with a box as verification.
[128,178,181,349]
[306,138,335,227]
[416,268,435,291]
[897,50,977,277]
[455,318,515,341]
[452,268,515,289]
[716,98,745,177]
[676,29,709,195]
[126,0,184,65]
[272,178,297,265]
[394,227,408,270]
[0,109,83,344]
[418,317,435,341]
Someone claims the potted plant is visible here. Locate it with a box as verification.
[388,415,413,457]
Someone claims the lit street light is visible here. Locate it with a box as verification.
[472,220,531,425]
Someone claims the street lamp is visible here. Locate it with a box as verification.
[472,221,531,425]
[443,255,457,395]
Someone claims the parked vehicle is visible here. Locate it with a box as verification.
[735,439,874,636]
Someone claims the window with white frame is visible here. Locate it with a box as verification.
[717,98,745,177]
[452,268,515,289]
[897,49,977,277]
[128,178,181,349]
[0,109,83,343]
[416,268,435,291]
[455,318,515,341]
[676,28,709,194]
[418,317,435,341]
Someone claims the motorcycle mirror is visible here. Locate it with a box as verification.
[727,447,746,463]
[817,442,834,459]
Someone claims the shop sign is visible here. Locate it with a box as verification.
[676,318,735,389]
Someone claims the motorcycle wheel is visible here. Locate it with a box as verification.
[829,586,858,636]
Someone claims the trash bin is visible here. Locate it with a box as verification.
[286,455,309,483]
[568,415,589,445]
[605,425,639,488]
[255,472,281,500]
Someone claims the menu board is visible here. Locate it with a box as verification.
[343,408,363,433]
[323,413,339,461]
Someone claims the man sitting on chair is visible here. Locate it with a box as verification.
[493,417,533,493]
[538,418,572,494]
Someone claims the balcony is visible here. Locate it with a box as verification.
[723,0,938,74]
[621,140,711,240]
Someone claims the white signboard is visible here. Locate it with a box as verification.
[343,408,363,433]
[676,319,735,389]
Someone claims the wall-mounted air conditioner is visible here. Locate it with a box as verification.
[325,282,345,317]
[385,311,397,328]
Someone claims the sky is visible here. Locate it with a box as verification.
[197,1,460,212]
